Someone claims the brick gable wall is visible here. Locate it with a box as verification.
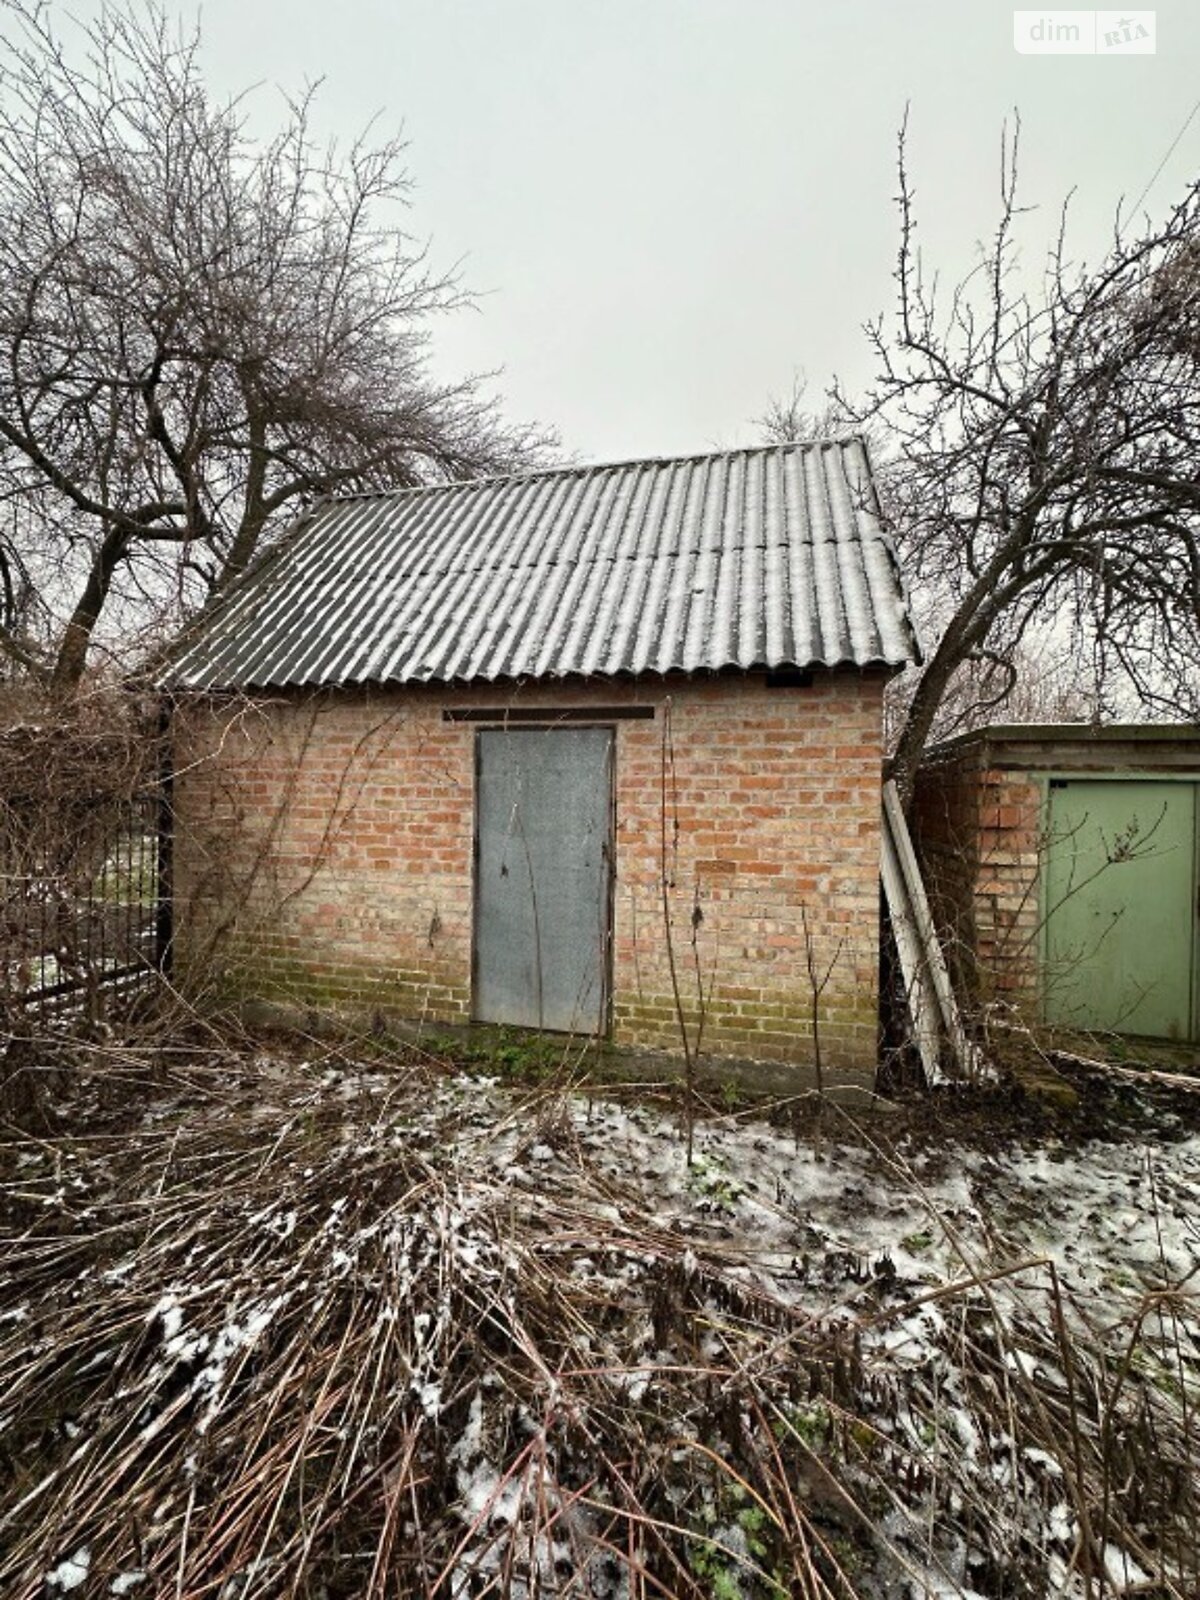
[172,671,886,1073]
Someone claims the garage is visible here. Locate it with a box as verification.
[913,725,1200,1043]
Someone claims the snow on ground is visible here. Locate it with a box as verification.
[3,1056,1199,1598]
[381,1069,1200,1595]
[320,1066,1200,1594]
[377,1068,1200,1325]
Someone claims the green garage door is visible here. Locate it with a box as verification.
[1044,781,1197,1039]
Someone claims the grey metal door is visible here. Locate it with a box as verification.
[473,727,613,1034]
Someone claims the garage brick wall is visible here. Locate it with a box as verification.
[912,754,1043,1011]
[172,671,887,1073]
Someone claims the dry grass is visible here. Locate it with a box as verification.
[1,1042,1197,1598]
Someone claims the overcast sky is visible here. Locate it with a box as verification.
[177,1,1200,463]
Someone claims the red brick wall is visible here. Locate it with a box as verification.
[913,755,1043,1011]
[173,671,887,1072]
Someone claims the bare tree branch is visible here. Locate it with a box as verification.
[0,0,552,689]
[827,118,1200,801]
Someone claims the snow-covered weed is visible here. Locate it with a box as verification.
[1,1056,1197,1597]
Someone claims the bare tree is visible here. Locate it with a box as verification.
[0,1,548,691]
[829,117,1200,801]
[755,371,866,447]
[882,628,1104,753]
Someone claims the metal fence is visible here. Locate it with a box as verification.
[1,787,169,1017]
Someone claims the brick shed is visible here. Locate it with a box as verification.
[913,724,1200,1043]
[160,441,916,1078]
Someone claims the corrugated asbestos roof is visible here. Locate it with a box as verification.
[161,439,916,691]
